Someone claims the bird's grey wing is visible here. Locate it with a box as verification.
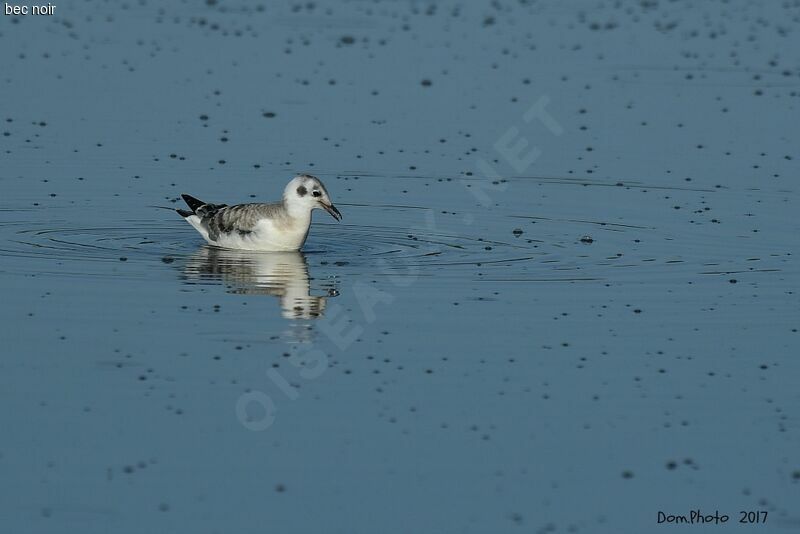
[200,203,285,241]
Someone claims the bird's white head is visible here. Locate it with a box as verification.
[283,174,342,221]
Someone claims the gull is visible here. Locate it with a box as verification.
[177,174,342,251]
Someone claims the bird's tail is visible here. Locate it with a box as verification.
[176,194,209,218]
[181,194,206,213]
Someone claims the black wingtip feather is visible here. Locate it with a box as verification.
[181,194,206,213]
[176,208,194,217]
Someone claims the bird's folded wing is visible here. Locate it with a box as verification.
[202,203,284,239]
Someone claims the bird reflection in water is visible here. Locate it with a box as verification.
[183,246,337,319]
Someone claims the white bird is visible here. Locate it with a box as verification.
[177,174,342,251]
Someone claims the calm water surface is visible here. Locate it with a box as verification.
[1,1,799,532]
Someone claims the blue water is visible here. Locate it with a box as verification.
[1,1,799,532]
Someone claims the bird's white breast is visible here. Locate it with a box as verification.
[209,216,310,251]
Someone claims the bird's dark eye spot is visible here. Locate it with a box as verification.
[312,190,321,197]
[296,185,307,196]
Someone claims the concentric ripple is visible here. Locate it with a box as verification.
[0,218,551,281]
[3,214,780,286]
[307,223,545,270]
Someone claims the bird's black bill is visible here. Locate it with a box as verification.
[322,203,342,221]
